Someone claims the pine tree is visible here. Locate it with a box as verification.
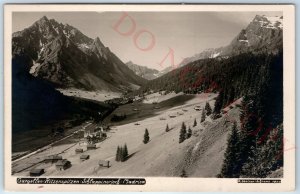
[213,90,224,115]
[228,87,235,104]
[220,122,240,177]
[181,122,186,130]
[122,144,129,161]
[201,109,206,122]
[187,127,192,139]
[124,144,128,157]
[119,147,124,162]
[179,127,187,143]
[115,146,120,161]
[235,94,259,176]
[193,118,197,127]
[143,128,150,144]
[205,102,212,116]
[166,124,170,132]
[222,87,229,108]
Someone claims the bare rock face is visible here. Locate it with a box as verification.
[175,15,283,68]
[12,16,146,91]
[226,15,283,56]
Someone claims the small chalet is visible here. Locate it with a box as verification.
[56,159,71,171]
[87,144,96,150]
[80,154,90,161]
[98,160,110,168]
[29,168,45,176]
[169,114,177,118]
[194,105,201,111]
[75,148,83,154]
[44,155,63,163]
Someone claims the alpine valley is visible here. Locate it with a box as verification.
[11,14,284,179]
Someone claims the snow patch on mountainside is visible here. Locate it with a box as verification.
[255,15,283,29]
[77,43,90,49]
[239,39,250,46]
[210,52,220,58]
[29,60,41,75]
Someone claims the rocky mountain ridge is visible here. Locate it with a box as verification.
[12,16,146,92]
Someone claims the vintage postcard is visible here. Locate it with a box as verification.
[4,4,295,192]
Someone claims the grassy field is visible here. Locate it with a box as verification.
[12,92,243,177]
[103,93,194,126]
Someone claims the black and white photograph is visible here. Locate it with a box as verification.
[4,4,295,192]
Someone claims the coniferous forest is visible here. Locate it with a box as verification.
[10,13,287,180]
[137,51,283,177]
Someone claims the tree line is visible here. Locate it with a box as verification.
[136,51,283,177]
[219,52,283,177]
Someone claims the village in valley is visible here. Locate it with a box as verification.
[10,12,284,179]
[12,91,241,177]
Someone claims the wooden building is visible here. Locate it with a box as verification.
[98,160,110,168]
[44,155,62,163]
[29,168,45,176]
[87,144,96,150]
[75,148,83,154]
[55,159,71,171]
[80,154,90,161]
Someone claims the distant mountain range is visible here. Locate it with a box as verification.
[160,15,283,74]
[125,61,159,80]
[139,14,283,94]
[11,14,283,138]
[12,16,146,92]
[12,14,283,91]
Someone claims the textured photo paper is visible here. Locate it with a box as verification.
[4,4,295,192]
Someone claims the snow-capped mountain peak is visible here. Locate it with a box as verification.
[158,14,283,78]
[253,15,283,29]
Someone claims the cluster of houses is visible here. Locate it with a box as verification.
[29,143,110,176]
[29,124,112,177]
[29,155,72,176]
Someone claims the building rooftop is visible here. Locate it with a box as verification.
[80,155,90,159]
[56,159,70,166]
[30,168,44,174]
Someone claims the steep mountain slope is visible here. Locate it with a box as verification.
[136,14,283,178]
[125,61,159,80]
[12,55,114,151]
[223,15,283,56]
[12,16,146,92]
[167,15,283,69]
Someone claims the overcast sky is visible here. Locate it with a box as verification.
[12,11,282,70]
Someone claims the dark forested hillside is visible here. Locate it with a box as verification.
[12,56,114,146]
[139,52,281,96]
[137,51,283,177]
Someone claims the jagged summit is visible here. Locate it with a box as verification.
[38,15,49,22]
[166,14,283,71]
[93,37,106,48]
[12,17,146,92]
[252,15,283,29]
